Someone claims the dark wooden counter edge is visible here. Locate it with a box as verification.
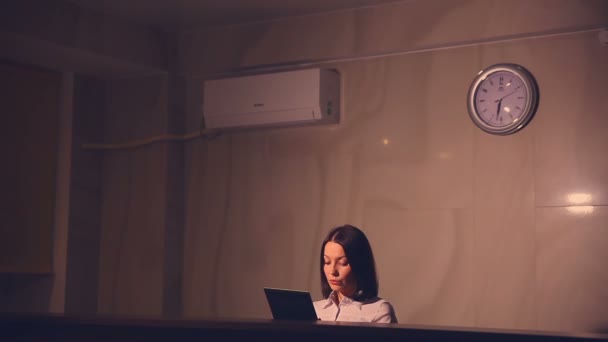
[1,313,607,341]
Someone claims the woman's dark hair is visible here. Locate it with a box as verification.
[320,224,378,301]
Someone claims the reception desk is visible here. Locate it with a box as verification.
[1,314,607,342]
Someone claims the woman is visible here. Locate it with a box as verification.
[314,224,397,323]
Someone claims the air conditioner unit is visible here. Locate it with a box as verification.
[203,68,340,130]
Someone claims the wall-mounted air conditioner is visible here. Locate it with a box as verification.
[202,68,340,130]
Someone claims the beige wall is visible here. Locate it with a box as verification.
[172,0,608,333]
[94,75,186,317]
[96,76,170,316]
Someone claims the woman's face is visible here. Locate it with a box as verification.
[323,241,357,298]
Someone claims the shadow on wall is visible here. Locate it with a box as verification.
[595,324,608,334]
[0,275,54,313]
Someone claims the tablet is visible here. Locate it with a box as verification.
[263,287,318,320]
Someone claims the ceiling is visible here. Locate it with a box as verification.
[63,0,408,32]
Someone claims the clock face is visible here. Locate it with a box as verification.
[467,64,538,135]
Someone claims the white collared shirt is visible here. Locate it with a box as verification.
[313,292,397,323]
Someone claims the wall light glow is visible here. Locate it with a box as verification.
[382,138,389,146]
[438,152,452,160]
[566,206,594,215]
[567,193,592,205]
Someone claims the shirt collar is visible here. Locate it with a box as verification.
[323,291,363,310]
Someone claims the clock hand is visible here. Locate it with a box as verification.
[495,84,523,102]
[496,98,502,120]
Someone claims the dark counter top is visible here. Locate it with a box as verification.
[1,313,607,341]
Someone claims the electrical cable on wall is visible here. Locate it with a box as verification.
[82,113,222,150]
[81,129,221,150]
[205,25,606,79]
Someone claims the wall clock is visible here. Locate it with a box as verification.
[467,63,539,135]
